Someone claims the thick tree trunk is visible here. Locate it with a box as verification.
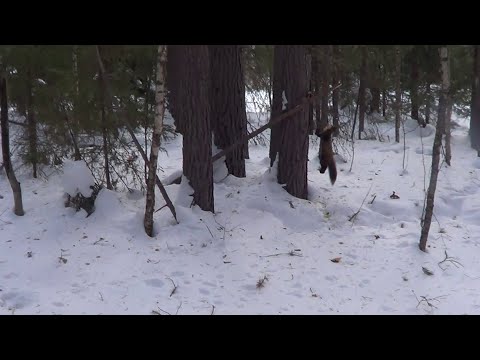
[306,52,315,134]
[274,45,309,199]
[470,45,480,154]
[209,45,247,178]
[144,45,167,237]
[395,46,402,143]
[181,45,214,212]
[319,45,330,132]
[26,68,37,178]
[166,45,186,135]
[1,75,25,216]
[358,46,367,139]
[269,45,286,167]
[419,46,449,252]
[332,45,340,136]
[371,88,380,114]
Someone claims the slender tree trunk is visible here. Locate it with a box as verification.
[419,46,449,252]
[209,45,247,178]
[144,75,149,185]
[395,46,402,143]
[470,45,480,154]
[94,45,177,223]
[370,88,380,114]
[410,48,420,123]
[382,62,387,118]
[144,45,167,237]
[64,113,81,161]
[26,68,37,178]
[1,75,25,216]
[332,45,340,136]
[425,82,431,124]
[358,46,367,139]
[274,45,309,199]
[445,96,453,166]
[98,65,112,190]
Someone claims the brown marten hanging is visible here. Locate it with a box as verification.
[315,124,337,185]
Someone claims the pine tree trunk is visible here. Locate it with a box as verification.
[144,45,167,237]
[332,45,340,136]
[274,45,309,199]
[181,45,214,212]
[419,46,449,252]
[319,45,330,131]
[410,48,420,123]
[306,52,315,135]
[209,45,247,178]
[98,63,112,190]
[26,68,37,178]
[371,80,380,114]
[166,46,185,135]
[1,75,24,216]
[269,45,286,167]
[395,46,401,143]
[358,46,367,139]
[470,45,480,154]
[445,96,452,166]
[382,61,387,118]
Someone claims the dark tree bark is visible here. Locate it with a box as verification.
[306,51,315,135]
[209,45,247,178]
[26,68,37,178]
[382,62,387,118]
[470,45,480,154]
[419,46,449,252]
[319,45,330,131]
[166,45,186,135]
[370,62,381,114]
[371,88,380,114]
[358,46,367,139]
[1,75,25,216]
[410,47,420,122]
[331,45,340,136]
[97,47,112,190]
[269,45,286,167]
[395,46,402,143]
[144,45,167,237]
[273,45,309,200]
[181,45,214,212]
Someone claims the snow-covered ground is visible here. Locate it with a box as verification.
[1,114,480,315]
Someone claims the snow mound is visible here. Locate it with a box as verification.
[62,160,95,197]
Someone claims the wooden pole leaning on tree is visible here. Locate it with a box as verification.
[170,93,322,186]
[94,45,178,224]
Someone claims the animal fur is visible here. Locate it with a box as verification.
[315,124,337,185]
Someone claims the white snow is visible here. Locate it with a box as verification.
[62,160,96,197]
[2,111,480,315]
[282,91,288,110]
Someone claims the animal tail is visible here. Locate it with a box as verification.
[328,160,337,185]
